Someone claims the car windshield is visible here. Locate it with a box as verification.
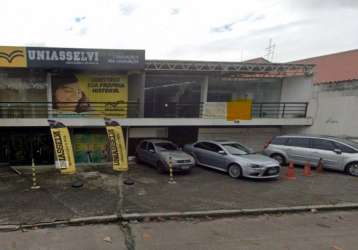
[336,138,358,149]
[155,142,178,151]
[221,143,251,155]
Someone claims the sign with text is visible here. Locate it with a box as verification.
[48,120,76,174]
[0,46,145,70]
[52,73,128,117]
[105,119,128,172]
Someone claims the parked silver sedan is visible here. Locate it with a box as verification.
[135,139,195,173]
[184,140,280,179]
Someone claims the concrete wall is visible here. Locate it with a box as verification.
[198,127,282,151]
[285,80,358,138]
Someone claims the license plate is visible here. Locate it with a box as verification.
[181,165,190,170]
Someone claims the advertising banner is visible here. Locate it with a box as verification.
[51,73,128,117]
[48,120,76,174]
[226,99,252,121]
[0,46,145,70]
[104,118,128,172]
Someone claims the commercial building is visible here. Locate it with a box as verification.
[0,46,314,166]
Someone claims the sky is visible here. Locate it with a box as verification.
[1,0,358,62]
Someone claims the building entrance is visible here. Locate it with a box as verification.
[0,129,54,165]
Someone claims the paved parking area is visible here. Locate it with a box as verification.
[124,163,358,213]
[0,163,357,225]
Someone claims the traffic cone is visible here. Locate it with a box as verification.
[303,162,313,176]
[317,158,324,173]
[286,162,296,180]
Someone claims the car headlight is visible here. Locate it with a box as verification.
[250,164,263,169]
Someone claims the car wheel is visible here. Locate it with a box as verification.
[228,164,242,179]
[156,161,166,174]
[271,154,286,166]
[346,162,358,176]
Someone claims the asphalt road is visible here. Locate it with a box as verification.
[1,211,358,250]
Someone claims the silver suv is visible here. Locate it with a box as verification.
[263,135,358,176]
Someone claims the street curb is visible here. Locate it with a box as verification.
[1,203,358,231]
[121,203,358,220]
[0,215,118,232]
[69,214,118,225]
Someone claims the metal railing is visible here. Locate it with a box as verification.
[0,101,308,119]
[144,102,203,118]
[0,102,140,118]
[252,102,308,118]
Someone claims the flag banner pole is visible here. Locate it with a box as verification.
[48,120,76,174]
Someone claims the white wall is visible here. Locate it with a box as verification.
[287,80,358,138]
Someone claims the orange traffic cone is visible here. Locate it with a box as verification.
[286,162,296,180]
[303,162,313,176]
[317,158,324,173]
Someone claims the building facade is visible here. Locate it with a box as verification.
[0,46,314,166]
[286,49,358,140]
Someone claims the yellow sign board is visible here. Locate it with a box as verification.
[0,46,27,68]
[105,122,128,172]
[49,126,76,174]
[52,73,128,117]
[226,99,252,121]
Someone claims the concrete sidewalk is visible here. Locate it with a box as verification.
[1,211,358,250]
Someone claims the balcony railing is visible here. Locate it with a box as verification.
[0,101,308,119]
[252,102,308,118]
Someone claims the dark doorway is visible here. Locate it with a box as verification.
[168,126,198,147]
[0,128,54,165]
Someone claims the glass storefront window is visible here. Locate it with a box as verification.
[207,76,282,103]
[144,74,202,117]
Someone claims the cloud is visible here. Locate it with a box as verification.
[210,13,265,33]
[286,0,358,10]
[0,0,357,63]
[211,22,236,33]
[119,3,137,16]
[170,8,180,15]
[75,16,86,23]
[79,27,87,36]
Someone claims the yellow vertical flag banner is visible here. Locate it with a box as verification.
[50,127,76,174]
[105,125,128,172]
[226,99,253,121]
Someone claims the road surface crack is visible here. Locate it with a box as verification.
[119,222,136,250]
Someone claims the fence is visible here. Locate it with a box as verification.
[0,101,308,119]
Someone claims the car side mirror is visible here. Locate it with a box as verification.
[149,149,155,153]
[333,149,342,154]
[218,150,226,155]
